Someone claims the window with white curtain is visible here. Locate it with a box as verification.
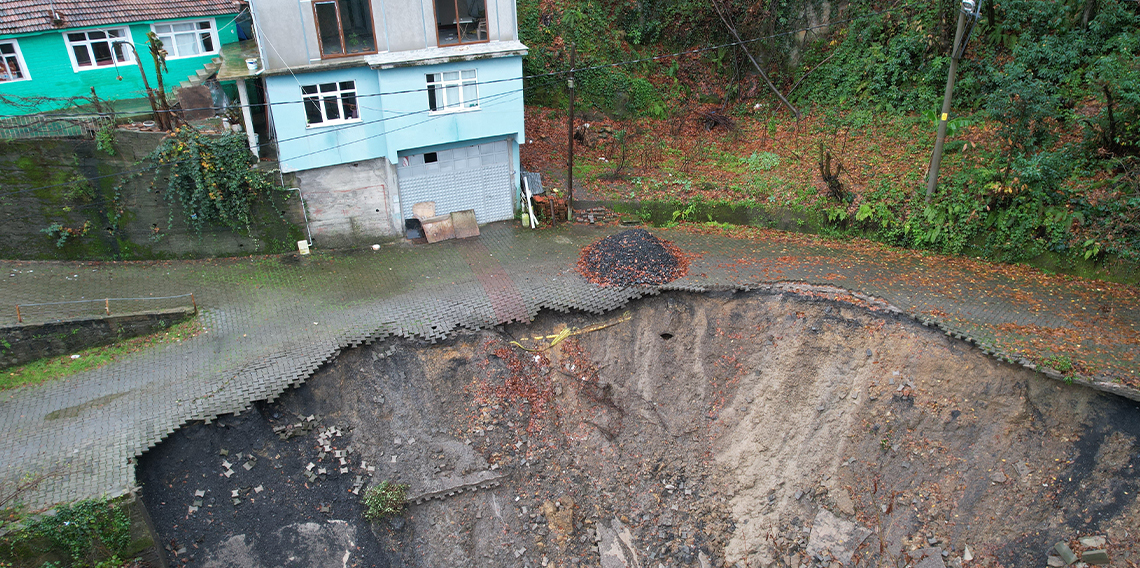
[426,70,479,112]
[152,20,218,59]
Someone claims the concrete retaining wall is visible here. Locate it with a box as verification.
[294,156,401,246]
[0,307,195,369]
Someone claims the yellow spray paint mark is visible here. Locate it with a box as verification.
[510,312,632,352]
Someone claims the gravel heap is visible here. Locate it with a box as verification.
[577,229,689,287]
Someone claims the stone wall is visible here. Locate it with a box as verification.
[0,131,306,260]
[0,307,195,369]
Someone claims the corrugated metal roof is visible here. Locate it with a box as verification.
[1,0,243,36]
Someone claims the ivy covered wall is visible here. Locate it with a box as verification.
[0,131,306,260]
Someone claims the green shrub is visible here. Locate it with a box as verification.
[0,498,132,566]
[745,151,780,172]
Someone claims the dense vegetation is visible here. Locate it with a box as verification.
[519,0,1140,271]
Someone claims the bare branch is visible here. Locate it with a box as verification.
[711,0,801,119]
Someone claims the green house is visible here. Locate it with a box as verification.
[0,0,244,114]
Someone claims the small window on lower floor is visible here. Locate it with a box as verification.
[301,80,360,126]
[424,152,438,163]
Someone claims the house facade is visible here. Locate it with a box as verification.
[247,0,526,243]
[0,0,243,113]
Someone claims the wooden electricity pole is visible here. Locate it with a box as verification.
[566,43,577,223]
[926,1,982,203]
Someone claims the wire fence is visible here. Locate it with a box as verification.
[0,113,116,141]
[13,294,197,325]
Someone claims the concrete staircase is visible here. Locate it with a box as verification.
[174,56,223,96]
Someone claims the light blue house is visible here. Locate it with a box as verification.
[247,0,526,243]
[0,0,243,113]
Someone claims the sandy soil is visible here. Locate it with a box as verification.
[138,291,1140,568]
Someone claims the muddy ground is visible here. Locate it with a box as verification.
[138,290,1140,568]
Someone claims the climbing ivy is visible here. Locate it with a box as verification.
[146,127,280,234]
[0,497,132,565]
[41,221,92,248]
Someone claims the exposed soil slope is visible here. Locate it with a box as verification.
[138,291,1140,568]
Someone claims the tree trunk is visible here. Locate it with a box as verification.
[149,35,172,131]
[1081,0,1098,29]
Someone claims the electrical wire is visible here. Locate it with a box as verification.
[0,86,527,201]
[0,3,913,118]
[1,88,528,217]
[3,3,915,196]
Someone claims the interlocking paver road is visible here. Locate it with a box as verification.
[1,223,1137,509]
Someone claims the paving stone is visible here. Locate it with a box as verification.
[1081,550,1109,565]
[0,222,1135,510]
[1055,542,1078,565]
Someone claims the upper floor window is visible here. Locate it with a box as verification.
[313,0,377,58]
[435,0,487,46]
[427,70,478,112]
[66,28,132,71]
[152,20,218,59]
[303,81,360,126]
[0,40,29,82]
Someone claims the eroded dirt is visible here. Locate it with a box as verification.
[138,291,1140,567]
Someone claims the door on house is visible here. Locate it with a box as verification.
[396,139,513,230]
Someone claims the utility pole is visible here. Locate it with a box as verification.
[926,0,983,203]
[566,43,576,223]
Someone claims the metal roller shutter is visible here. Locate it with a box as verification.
[397,140,514,225]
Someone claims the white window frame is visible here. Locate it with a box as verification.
[426,69,479,113]
[301,80,360,127]
[151,18,220,60]
[64,27,133,72]
[0,39,31,82]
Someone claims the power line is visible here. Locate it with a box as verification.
[25,91,526,218]
[0,3,911,118]
[0,87,527,201]
[3,3,914,196]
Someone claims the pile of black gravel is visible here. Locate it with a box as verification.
[577,229,689,287]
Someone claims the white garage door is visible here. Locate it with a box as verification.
[397,140,514,226]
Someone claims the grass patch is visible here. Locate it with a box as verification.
[1,317,203,390]
[362,481,408,521]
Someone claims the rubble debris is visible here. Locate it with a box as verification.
[1082,549,1110,565]
[577,229,688,287]
[804,508,872,566]
[597,517,641,568]
[1054,542,1078,565]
